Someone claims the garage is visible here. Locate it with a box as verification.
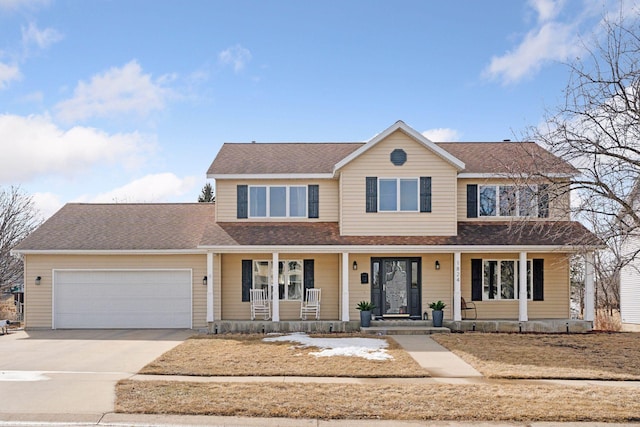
[53,270,192,329]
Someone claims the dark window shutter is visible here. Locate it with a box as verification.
[467,184,478,218]
[303,259,314,291]
[533,258,544,301]
[241,259,252,302]
[471,258,483,301]
[538,184,549,218]
[366,177,377,213]
[237,185,248,219]
[420,177,432,213]
[308,185,319,219]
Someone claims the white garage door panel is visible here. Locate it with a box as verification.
[54,270,192,329]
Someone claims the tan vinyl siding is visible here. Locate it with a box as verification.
[220,253,339,320]
[340,130,458,236]
[457,178,571,221]
[23,254,207,329]
[460,253,570,319]
[215,179,339,222]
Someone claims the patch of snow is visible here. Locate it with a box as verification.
[263,332,392,361]
[0,371,50,381]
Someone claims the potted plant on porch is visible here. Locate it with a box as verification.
[356,301,376,328]
[429,300,446,327]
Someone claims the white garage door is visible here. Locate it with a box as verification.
[53,270,192,329]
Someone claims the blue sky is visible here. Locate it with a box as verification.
[0,0,637,219]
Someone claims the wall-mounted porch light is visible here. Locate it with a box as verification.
[435,261,440,270]
[35,276,41,286]
[352,261,358,270]
[203,275,208,286]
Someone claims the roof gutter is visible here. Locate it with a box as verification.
[196,244,601,254]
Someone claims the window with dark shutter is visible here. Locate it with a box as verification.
[533,258,544,300]
[308,185,319,218]
[303,259,314,291]
[241,259,252,302]
[467,184,478,218]
[366,177,377,213]
[471,258,483,301]
[538,185,549,218]
[420,177,432,213]
[237,185,248,219]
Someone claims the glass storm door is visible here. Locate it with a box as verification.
[371,258,421,318]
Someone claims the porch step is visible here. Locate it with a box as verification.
[361,320,450,335]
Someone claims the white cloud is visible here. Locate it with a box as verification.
[54,60,171,123]
[529,0,565,23]
[0,62,21,89]
[21,22,63,50]
[32,191,63,220]
[484,20,581,84]
[0,113,154,183]
[422,128,461,142]
[219,44,252,73]
[85,173,198,203]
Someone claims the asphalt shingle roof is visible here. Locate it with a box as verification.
[203,221,600,247]
[207,141,577,176]
[14,203,215,251]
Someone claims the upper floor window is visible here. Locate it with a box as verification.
[249,185,307,218]
[379,178,419,212]
[479,185,538,217]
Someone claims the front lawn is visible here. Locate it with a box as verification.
[432,332,640,380]
[140,333,428,378]
[116,332,640,421]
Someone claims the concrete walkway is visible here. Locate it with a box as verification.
[390,335,483,378]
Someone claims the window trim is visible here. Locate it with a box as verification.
[482,259,533,301]
[378,177,419,212]
[478,184,539,218]
[248,185,308,218]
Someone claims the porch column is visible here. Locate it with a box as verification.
[453,252,462,321]
[272,252,280,322]
[519,251,528,322]
[206,252,214,322]
[341,252,350,321]
[584,252,595,322]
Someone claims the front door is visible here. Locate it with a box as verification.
[371,258,421,319]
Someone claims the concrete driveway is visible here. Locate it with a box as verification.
[0,329,192,419]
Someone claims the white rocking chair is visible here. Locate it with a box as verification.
[300,288,321,320]
[250,289,271,320]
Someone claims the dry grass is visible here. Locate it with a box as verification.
[141,333,428,378]
[119,332,640,421]
[433,332,640,379]
[116,380,640,422]
[595,309,622,331]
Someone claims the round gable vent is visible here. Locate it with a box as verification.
[390,149,407,166]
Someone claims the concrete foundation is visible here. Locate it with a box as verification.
[446,319,593,333]
[208,320,360,334]
[207,319,592,334]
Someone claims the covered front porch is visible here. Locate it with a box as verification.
[202,248,597,326]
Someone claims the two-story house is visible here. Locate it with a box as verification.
[13,121,600,331]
